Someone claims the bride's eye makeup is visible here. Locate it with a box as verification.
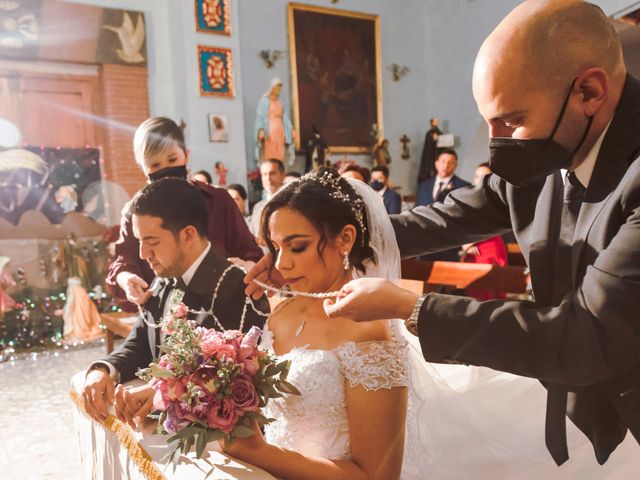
[291,243,308,253]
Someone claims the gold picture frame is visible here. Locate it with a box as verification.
[287,3,383,153]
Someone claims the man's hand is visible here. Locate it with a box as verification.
[114,383,155,430]
[243,252,285,300]
[82,366,115,423]
[323,278,420,322]
[116,272,151,306]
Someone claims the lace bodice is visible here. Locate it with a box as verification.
[261,321,408,460]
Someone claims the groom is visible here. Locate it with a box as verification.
[82,178,269,427]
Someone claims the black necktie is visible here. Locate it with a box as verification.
[174,277,188,292]
[434,181,445,202]
[546,170,585,465]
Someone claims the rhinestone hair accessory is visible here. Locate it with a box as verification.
[298,170,367,245]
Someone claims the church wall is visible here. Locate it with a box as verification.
[238,0,431,196]
[423,0,640,183]
[67,0,250,187]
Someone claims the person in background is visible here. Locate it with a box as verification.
[191,169,212,184]
[105,117,262,312]
[416,148,471,261]
[416,148,471,206]
[371,165,401,214]
[250,159,286,237]
[340,163,371,184]
[227,183,248,217]
[284,171,302,184]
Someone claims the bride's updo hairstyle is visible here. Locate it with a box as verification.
[260,167,375,273]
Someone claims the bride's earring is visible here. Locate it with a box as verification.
[343,251,351,270]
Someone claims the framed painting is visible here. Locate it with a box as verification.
[197,46,235,97]
[194,0,231,35]
[288,3,382,153]
[208,113,229,142]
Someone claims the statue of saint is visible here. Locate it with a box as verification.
[418,117,442,182]
[254,78,295,164]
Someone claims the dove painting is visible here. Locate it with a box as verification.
[100,10,146,64]
[195,0,230,35]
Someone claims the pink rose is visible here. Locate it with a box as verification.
[206,397,238,432]
[242,356,259,375]
[173,302,189,318]
[230,374,259,413]
[215,343,237,363]
[240,327,262,350]
[200,329,224,357]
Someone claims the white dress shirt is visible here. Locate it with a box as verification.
[561,118,612,188]
[432,175,453,201]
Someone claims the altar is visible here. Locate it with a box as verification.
[70,372,276,480]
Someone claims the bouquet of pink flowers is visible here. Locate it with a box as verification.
[137,302,299,464]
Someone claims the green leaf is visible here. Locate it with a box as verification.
[196,431,207,459]
[232,424,255,438]
[160,439,181,463]
[207,430,225,442]
[152,369,174,379]
[275,380,301,395]
[264,363,276,377]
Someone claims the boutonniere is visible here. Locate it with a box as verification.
[168,288,185,311]
[445,183,453,191]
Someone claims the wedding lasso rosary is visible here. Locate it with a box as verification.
[139,265,269,332]
[251,278,343,299]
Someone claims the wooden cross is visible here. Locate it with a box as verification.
[400,134,410,159]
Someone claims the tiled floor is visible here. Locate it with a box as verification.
[0,344,106,480]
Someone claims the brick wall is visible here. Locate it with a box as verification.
[99,64,149,197]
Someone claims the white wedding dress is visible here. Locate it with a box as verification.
[258,179,638,479]
[261,321,409,462]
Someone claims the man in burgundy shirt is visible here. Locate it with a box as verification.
[106,117,262,311]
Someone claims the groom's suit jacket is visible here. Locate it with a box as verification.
[391,74,640,464]
[105,247,269,383]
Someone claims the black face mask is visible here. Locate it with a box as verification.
[370,180,385,191]
[147,165,188,182]
[488,79,593,188]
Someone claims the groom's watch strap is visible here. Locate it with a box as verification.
[405,294,428,336]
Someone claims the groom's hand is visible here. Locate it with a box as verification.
[116,271,152,306]
[323,278,419,322]
[82,367,115,423]
[244,251,285,300]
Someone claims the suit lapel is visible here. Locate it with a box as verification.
[570,75,640,284]
[181,246,228,325]
[146,279,172,358]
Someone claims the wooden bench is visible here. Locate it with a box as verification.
[401,259,529,297]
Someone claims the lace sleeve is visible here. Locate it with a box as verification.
[337,341,409,391]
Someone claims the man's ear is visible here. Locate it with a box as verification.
[180,225,198,245]
[576,68,609,117]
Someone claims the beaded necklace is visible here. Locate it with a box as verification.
[139,265,269,331]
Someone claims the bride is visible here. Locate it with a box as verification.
[221,168,409,479]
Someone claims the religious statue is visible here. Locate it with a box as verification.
[305,126,329,172]
[418,117,442,182]
[254,78,295,165]
[400,134,411,159]
[372,138,391,167]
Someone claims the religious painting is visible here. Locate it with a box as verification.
[195,0,230,35]
[0,1,147,66]
[198,45,235,97]
[208,113,229,142]
[288,4,382,153]
[0,147,101,226]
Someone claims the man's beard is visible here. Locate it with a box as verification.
[152,249,185,278]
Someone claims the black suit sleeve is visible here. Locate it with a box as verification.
[388,191,402,215]
[392,173,512,259]
[103,314,153,384]
[407,174,640,387]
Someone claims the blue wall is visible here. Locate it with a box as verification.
[237,0,431,194]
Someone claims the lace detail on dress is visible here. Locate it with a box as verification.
[260,321,408,462]
[336,341,409,391]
